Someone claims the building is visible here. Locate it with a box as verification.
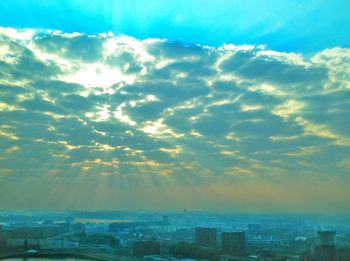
[317,231,335,247]
[247,224,261,234]
[338,247,350,261]
[84,223,108,234]
[195,227,217,248]
[162,216,169,225]
[133,241,161,257]
[221,231,245,256]
[314,231,336,261]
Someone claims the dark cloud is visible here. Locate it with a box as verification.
[0,84,26,103]
[32,80,85,95]
[21,96,64,114]
[34,33,104,62]
[221,50,328,89]
[0,40,61,81]
[58,94,94,111]
[146,41,208,59]
[106,51,143,74]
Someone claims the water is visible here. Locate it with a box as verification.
[74,218,132,223]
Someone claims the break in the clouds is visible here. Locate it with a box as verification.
[0,27,350,213]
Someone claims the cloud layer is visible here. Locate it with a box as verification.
[0,27,349,212]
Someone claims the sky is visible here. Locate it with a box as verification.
[0,0,350,213]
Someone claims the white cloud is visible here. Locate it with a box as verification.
[272,100,304,120]
[114,104,136,126]
[140,118,183,138]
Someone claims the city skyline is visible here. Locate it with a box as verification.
[0,1,350,213]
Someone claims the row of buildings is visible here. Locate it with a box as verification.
[6,237,78,249]
[194,228,350,260]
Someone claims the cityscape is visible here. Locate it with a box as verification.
[1,210,350,260]
[1,1,350,261]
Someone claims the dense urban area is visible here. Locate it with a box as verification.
[0,211,349,261]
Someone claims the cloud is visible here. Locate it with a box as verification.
[220,47,328,90]
[0,27,350,211]
[34,32,105,62]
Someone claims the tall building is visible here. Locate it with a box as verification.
[162,215,169,225]
[314,231,336,261]
[318,231,335,247]
[195,227,217,248]
[221,231,245,256]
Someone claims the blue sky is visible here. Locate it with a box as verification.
[1,0,350,53]
[0,1,350,212]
